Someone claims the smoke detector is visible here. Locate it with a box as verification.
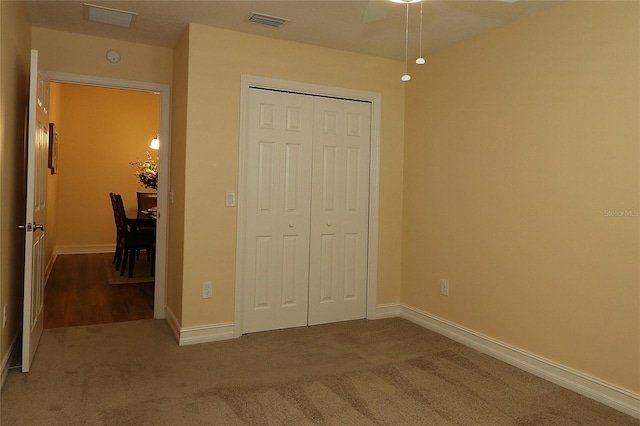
[106,49,121,64]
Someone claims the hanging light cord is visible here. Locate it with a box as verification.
[418,1,423,59]
[400,1,411,81]
[404,2,409,75]
[415,0,426,65]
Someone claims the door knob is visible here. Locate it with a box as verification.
[327,222,332,227]
[18,223,45,232]
[288,223,294,228]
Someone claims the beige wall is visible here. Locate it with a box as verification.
[175,24,405,327]
[52,83,160,248]
[167,28,189,322]
[31,27,173,85]
[0,0,31,374]
[402,1,639,392]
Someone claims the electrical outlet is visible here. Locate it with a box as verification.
[3,305,7,328]
[202,282,213,299]
[440,279,449,296]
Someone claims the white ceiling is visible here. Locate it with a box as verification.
[23,0,563,62]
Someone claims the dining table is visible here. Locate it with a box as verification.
[126,209,157,230]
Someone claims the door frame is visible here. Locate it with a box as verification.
[46,71,170,319]
[234,75,381,337]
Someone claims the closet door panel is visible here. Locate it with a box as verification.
[242,89,314,333]
[308,98,371,325]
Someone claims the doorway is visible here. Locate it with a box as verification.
[44,72,170,322]
[235,76,381,336]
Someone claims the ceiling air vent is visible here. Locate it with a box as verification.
[84,3,138,28]
[249,13,288,28]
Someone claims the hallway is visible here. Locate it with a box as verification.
[44,253,154,329]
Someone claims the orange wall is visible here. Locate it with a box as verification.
[46,83,61,265]
[52,83,160,248]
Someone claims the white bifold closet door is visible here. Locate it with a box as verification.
[308,96,371,325]
[242,88,371,334]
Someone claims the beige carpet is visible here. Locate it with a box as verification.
[103,253,154,285]
[1,318,637,425]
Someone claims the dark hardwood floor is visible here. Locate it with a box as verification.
[44,253,154,329]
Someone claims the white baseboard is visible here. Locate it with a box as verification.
[376,303,640,420]
[165,306,181,343]
[165,307,235,346]
[1,332,20,391]
[178,322,235,346]
[56,244,115,255]
[374,303,402,319]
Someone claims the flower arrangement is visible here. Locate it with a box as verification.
[130,152,158,190]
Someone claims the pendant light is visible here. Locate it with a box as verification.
[150,134,160,150]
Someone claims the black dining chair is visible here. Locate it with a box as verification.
[109,192,125,269]
[111,193,156,278]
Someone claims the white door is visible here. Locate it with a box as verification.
[22,50,49,372]
[308,98,371,325]
[241,88,371,333]
[242,89,314,333]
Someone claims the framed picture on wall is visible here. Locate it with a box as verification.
[48,122,58,174]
